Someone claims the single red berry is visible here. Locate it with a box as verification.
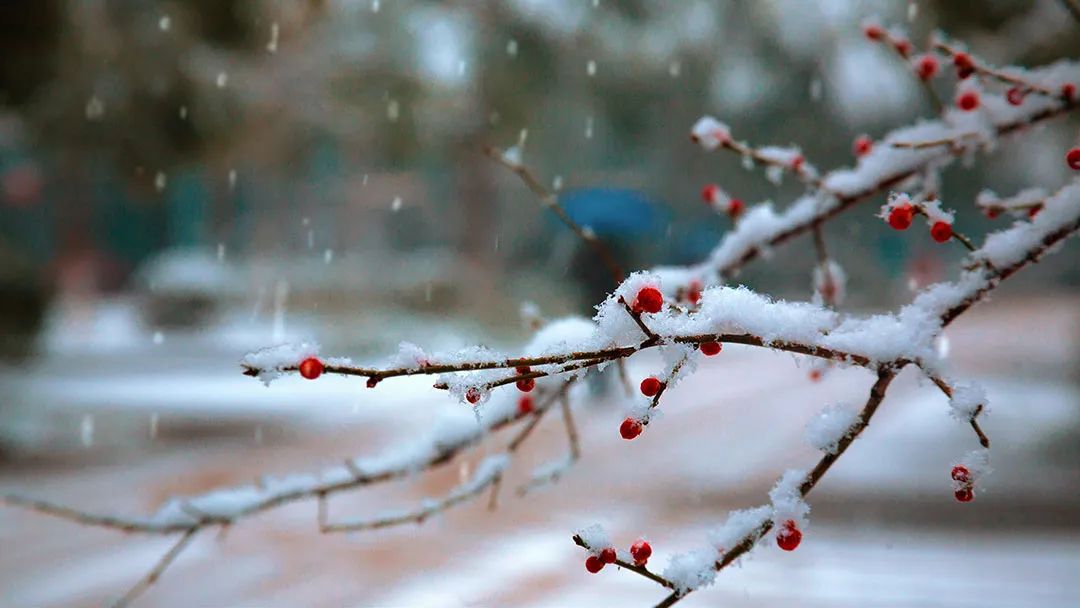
[930,221,953,243]
[984,206,1001,220]
[465,387,482,405]
[1067,147,1080,171]
[620,417,643,440]
[954,487,974,502]
[585,555,605,573]
[894,38,912,58]
[791,154,805,171]
[853,135,872,158]
[515,365,531,374]
[1006,87,1025,106]
[808,369,823,382]
[701,183,720,204]
[366,377,380,388]
[516,378,536,393]
[727,198,744,218]
[600,548,617,564]
[951,465,970,483]
[776,520,802,551]
[1028,204,1043,219]
[1062,83,1076,101]
[517,395,534,415]
[700,341,722,356]
[863,24,884,40]
[956,90,980,111]
[888,205,914,231]
[640,376,662,397]
[299,357,324,380]
[915,54,939,81]
[954,52,975,79]
[633,286,664,314]
[686,280,703,305]
[630,539,652,566]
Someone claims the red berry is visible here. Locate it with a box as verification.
[1005,87,1025,106]
[299,357,324,380]
[791,154,804,171]
[633,286,664,314]
[585,555,605,573]
[1062,83,1076,101]
[915,54,939,81]
[956,90,980,111]
[951,465,970,483]
[630,539,652,566]
[517,395,534,415]
[954,487,974,503]
[516,378,536,393]
[727,198,744,218]
[930,221,953,243]
[366,377,380,388]
[853,135,872,158]
[776,520,802,551]
[600,548,617,564]
[1028,204,1043,219]
[894,38,912,58]
[640,376,662,397]
[863,24,884,40]
[465,387,481,404]
[984,206,1001,220]
[700,341,722,356]
[701,183,720,204]
[686,280,702,305]
[1067,147,1080,171]
[808,369,823,382]
[953,52,975,79]
[888,205,914,230]
[515,365,531,374]
[620,417,643,440]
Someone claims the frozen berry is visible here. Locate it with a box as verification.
[630,539,652,566]
[951,465,970,483]
[915,54,939,81]
[299,357,324,380]
[517,395,534,415]
[953,52,975,79]
[956,90,980,111]
[465,387,482,405]
[954,487,974,502]
[888,205,914,230]
[1067,147,1080,171]
[700,341,722,356]
[791,154,805,171]
[984,206,1001,220]
[894,38,912,58]
[516,378,536,393]
[1005,87,1025,106]
[808,369,823,382]
[1062,83,1076,102]
[701,183,720,204]
[776,520,802,551]
[515,365,531,374]
[863,24,884,40]
[640,376,662,397]
[600,548,617,564]
[366,377,380,388]
[686,280,703,305]
[585,555,605,573]
[1028,204,1043,219]
[633,286,664,314]
[620,417,643,440]
[727,198,745,218]
[930,221,953,243]
[853,135,872,158]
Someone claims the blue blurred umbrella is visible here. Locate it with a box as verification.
[555,188,668,240]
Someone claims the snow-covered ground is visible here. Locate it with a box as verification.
[0,295,1076,607]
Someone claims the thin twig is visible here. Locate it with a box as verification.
[112,528,199,608]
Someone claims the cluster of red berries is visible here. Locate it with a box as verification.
[632,286,664,314]
[299,357,324,380]
[953,52,976,79]
[862,23,910,57]
[776,520,803,551]
[1067,147,1080,171]
[585,539,652,573]
[887,203,953,243]
[951,465,975,502]
[701,183,744,219]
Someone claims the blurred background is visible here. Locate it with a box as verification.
[0,1,1078,606]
